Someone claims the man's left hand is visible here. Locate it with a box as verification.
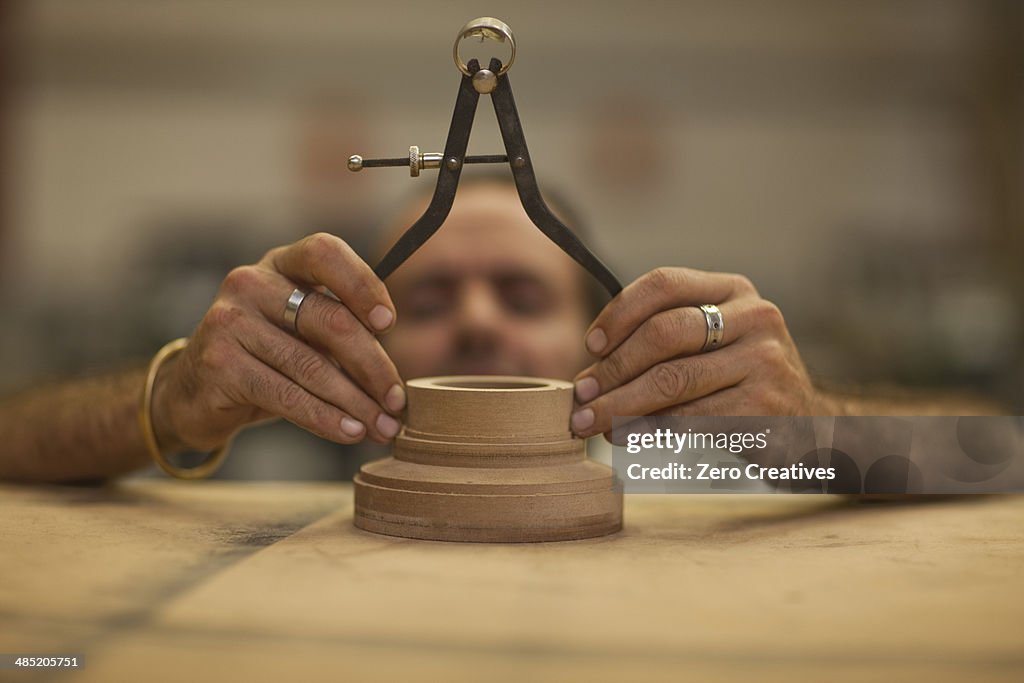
[570,267,841,437]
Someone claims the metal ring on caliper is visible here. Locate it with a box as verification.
[453,17,516,76]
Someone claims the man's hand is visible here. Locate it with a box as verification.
[152,233,406,452]
[570,267,841,437]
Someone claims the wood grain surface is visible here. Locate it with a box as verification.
[2,481,1022,682]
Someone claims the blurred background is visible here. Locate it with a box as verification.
[0,0,1021,478]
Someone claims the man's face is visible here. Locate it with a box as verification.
[381,182,592,381]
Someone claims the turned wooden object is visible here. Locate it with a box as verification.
[353,376,623,542]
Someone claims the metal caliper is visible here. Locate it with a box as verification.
[347,17,623,298]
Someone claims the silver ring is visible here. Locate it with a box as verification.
[283,288,308,333]
[699,304,724,352]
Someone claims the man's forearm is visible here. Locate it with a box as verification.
[0,367,154,482]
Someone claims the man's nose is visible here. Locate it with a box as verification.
[456,280,504,330]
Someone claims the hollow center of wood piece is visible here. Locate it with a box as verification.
[433,379,548,390]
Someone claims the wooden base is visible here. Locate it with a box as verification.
[353,376,623,542]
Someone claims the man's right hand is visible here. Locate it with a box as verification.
[150,233,406,453]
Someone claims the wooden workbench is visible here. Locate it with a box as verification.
[1,481,1022,682]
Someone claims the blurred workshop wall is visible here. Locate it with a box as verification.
[2,0,1022,408]
[0,0,9,268]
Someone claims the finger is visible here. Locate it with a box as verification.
[648,388,760,418]
[264,233,397,333]
[226,346,372,445]
[571,341,752,438]
[584,267,758,358]
[574,298,784,404]
[231,315,401,443]
[291,291,405,415]
[224,266,406,415]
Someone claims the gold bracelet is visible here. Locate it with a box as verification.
[139,337,232,480]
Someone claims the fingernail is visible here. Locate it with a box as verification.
[376,413,400,439]
[585,328,607,354]
[575,376,600,404]
[368,305,394,332]
[571,408,595,434]
[385,383,406,412]
[340,417,365,437]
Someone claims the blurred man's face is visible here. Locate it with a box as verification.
[381,182,591,381]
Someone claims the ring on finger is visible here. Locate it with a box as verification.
[699,304,724,352]
[283,288,309,334]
